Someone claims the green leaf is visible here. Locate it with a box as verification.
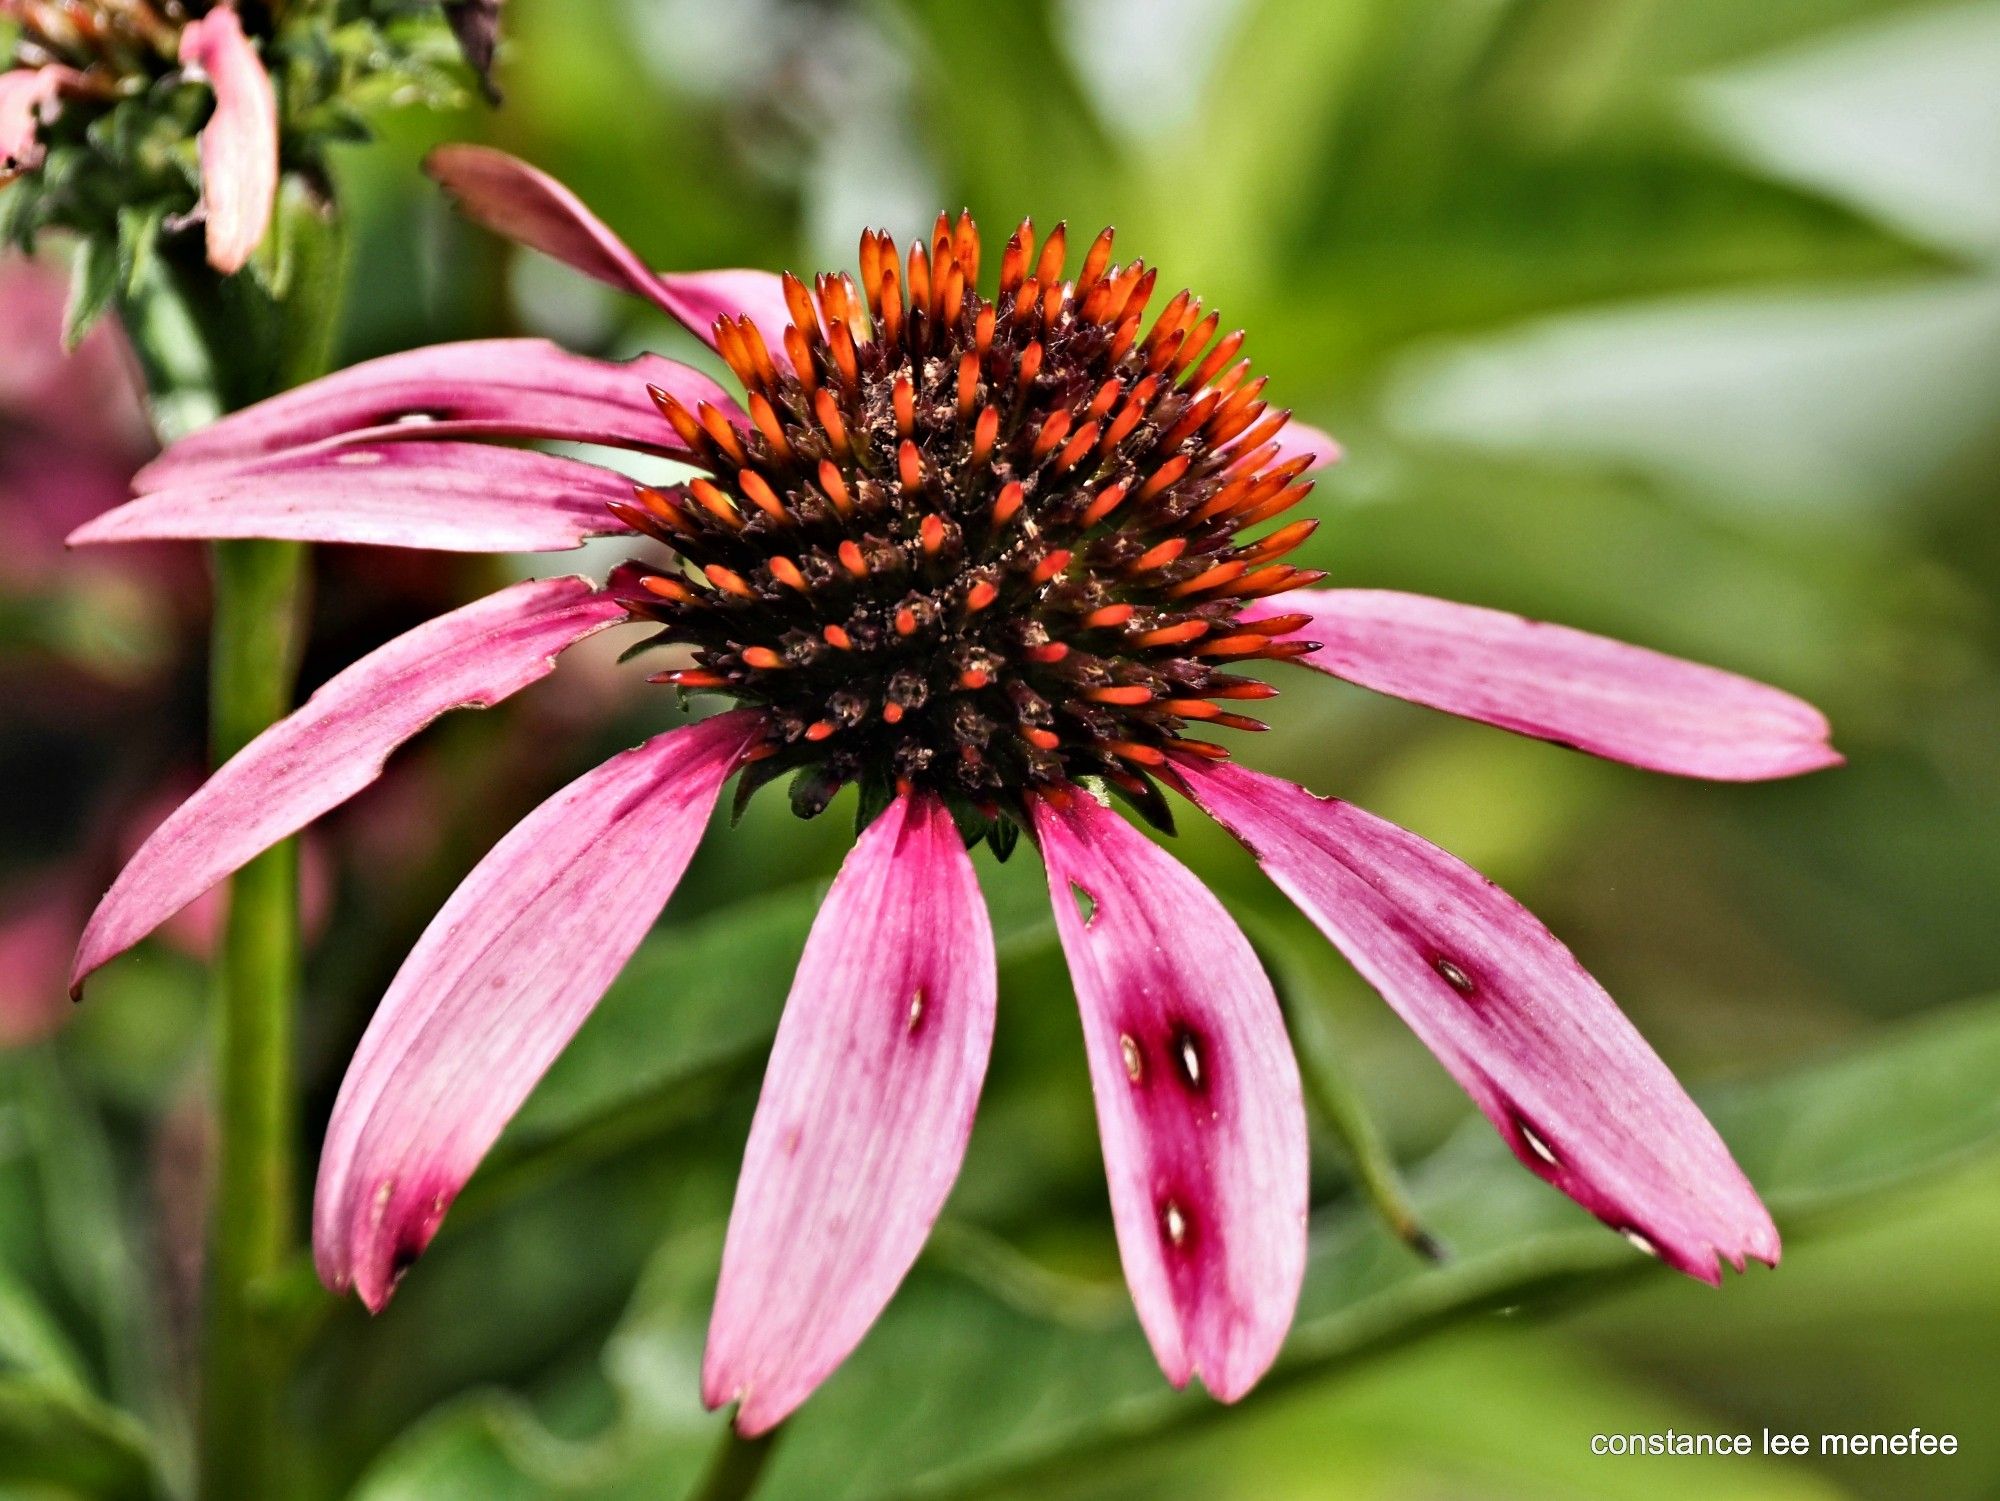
[0,1265,92,1395]
[1690,0,2000,262]
[64,235,122,351]
[500,865,1058,1162]
[351,995,2000,1501]
[0,1377,163,1500]
[745,993,2000,1501]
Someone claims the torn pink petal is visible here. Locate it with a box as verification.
[1246,588,1840,781]
[71,576,629,995]
[180,7,278,274]
[69,440,637,553]
[1178,758,1781,1281]
[425,145,790,366]
[0,65,84,179]
[1031,791,1307,1401]
[137,340,739,488]
[1272,419,1341,471]
[313,709,759,1310]
[704,790,996,1435]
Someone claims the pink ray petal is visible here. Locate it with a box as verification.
[71,575,631,996]
[425,145,791,366]
[1245,588,1840,781]
[1272,419,1342,471]
[180,6,278,274]
[1030,790,1308,1400]
[1177,758,1781,1281]
[0,65,85,179]
[704,790,996,1435]
[314,709,760,1310]
[137,340,740,488]
[69,440,637,553]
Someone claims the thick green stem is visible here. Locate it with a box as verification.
[689,1426,780,1501]
[115,176,344,1500]
[197,538,308,1501]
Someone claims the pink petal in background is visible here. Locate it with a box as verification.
[1245,588,1840,781]
[704,790,997,1435]
[138,341,740,487]
[313,709,758,1310]
[425,145,792,365]
[71,576,631,995]
[0,65,84,179]
[1032,790,1308,1401]
[70,441,638,554]
[179,7,278,274]
[1178,758,1781,1281]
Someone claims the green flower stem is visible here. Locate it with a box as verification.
[115,177,344,1500]
[1287,984,1446,1264]
[690,1426,780,1501]
[199,538,308,1501]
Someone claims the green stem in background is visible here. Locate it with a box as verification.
[689,1426,780,1501]
[1286,983,1447,1264]
[117,175,344,1501]
[198,537,308,1501]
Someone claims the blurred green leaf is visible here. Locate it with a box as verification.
[753,993,2000,1500]
[0,1377,162,1501]
[1691,0,2000,262]
[502,866,1057,1162]
[347,994,2000,1501]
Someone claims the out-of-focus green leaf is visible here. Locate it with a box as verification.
[1691,0,2000,262]
[0,1377,162,1500]
[749,993,2000,1501]
[0,1265,92,1395]
[503,864,1057,1158]
[1383,274,2000,515]
[348,995,2000,1501]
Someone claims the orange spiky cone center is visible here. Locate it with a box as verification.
[616,214,1324,833]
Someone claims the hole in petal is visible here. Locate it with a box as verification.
[1069,881,1098,927]
[1171,1025,1204,1091]
[1119,1032,1143,1082]
[1512,1113,1561,1171]
[1161,1198,1189,1249]
[394,410,440,426]
[907,986,926,1033]
[1432,955,1475,995]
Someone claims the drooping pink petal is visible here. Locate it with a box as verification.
[71,576,630,996]
[704,790,996,1435]
[1245,588,1840,781]
[1030,790,1307,1400]
[0,65,84,179]
[69,440,637,553]
[1272,419,1341,471]
[136,341,739,488]
[425,145,791,366]
[179,6,278,275]
[313,709,759,1310]
[1177,758,1781,1281]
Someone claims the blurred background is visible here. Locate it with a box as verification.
[3,1,1997,1498]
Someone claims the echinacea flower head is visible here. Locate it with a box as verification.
[68,148,1840,1433]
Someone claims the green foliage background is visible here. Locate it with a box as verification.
[4,0,1998,1497]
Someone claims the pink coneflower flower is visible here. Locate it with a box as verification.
[2,1,276,272]
[68,148,1838,1431]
